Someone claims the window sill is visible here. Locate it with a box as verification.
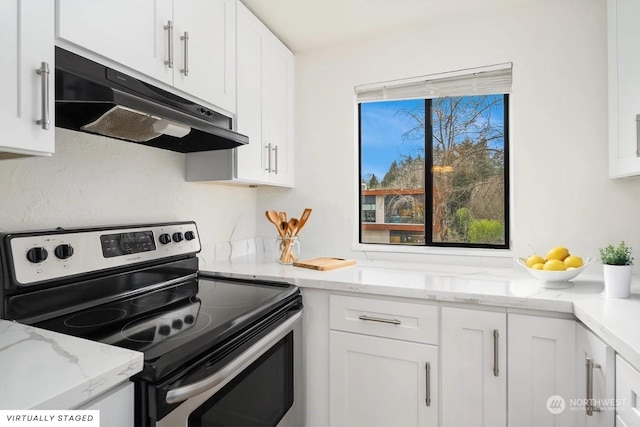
[352,243,514,268]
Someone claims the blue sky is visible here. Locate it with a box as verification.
[360,96,505,181]
[360,99,424,180]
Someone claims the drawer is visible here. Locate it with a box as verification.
[616,355,640,427]
[329,295,438,344]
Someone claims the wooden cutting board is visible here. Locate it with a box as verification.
[293,257,356,271]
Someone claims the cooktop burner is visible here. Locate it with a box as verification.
[64,308,128,328]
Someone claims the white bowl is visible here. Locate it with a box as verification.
[517,257,594,283]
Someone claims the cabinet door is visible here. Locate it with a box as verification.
[330,331,438,427]
[235,1,269,183]
[575,323,615,427]
[441,307,506,427]
[508,314,576,427]
[80,382,134,427]
[616,355,640,427]
[608,0,640,177]
[263,33,294,187]
[173,0,236,113]
[56,0,172,85]
[0,0,54,157]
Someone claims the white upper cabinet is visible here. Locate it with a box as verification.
[55,0,236,113]
[608,0,640,177]
[56,0,173,86]
[172,0,236,113]
[0,0,55,157]
[186,3,295,186]
[235,2,294,186]
[261,30,294,186]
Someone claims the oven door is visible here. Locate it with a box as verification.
[158,311,303,427]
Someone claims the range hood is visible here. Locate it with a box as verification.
[55,47,248,153]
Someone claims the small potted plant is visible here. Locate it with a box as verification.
[599,241,634,299]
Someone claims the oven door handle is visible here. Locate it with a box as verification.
[165,311,302,404]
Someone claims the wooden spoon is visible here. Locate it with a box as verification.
[279,221,289,238]
[287,218,299,237]
[294,208,312,236]
[266,210,286,238]
[279,211,287,223]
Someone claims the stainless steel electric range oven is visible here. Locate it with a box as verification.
[0,221,303,427]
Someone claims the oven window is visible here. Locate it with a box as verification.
[188,332,294,427]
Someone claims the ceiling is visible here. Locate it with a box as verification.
[240,0,532,52]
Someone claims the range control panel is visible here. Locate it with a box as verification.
[6,222,200,286]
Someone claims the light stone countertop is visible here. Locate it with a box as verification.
[0,320,143,410]
[201,256,640,370]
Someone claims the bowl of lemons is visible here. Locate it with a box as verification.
[517,246,594,284]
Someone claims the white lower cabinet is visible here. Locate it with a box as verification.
[78,382,134,427]
[330,331,438,427]
[616,355,640,427]
[441,307,506,427]
[329,295,438,427]
[576,323,615,427]
[508,314,576,427]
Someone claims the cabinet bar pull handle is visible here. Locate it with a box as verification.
[425,362,431,406]
[636,114,640,157]
[586,357,601,416]
[493,329,499,377]
[164,21,173,68]
[180,32,189,76]
[273,145,279,174]
[265,144,272,172]
[358,315,401,325]
[36,62,50,130]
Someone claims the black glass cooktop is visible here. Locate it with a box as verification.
[33,277,300,381]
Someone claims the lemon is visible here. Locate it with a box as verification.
[532,263,544,270]
[546,247,570,261]
[526,255,546,268]
[564,255,584,269]
[543,259,567,271]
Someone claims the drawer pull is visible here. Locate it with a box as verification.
[586,357,601,416]
[493,329,499,377]
[425,362,431,406]
[36,62,50,130]
[163,20,173,68]
[180,31,189,76]
[358,315,401,325]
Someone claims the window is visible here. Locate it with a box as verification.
[357,64,511,249]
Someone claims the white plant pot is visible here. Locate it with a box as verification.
[603,264,632,299]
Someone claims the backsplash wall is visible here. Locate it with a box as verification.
[0,128,257,263]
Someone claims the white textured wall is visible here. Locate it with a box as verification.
[0,129,257,263]
[257,0,640,270]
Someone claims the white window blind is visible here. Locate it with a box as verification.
[355,63,512,102]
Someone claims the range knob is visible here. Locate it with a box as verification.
[158,325,171,336]
[184,314,195,325]
[54,244,74,260]
[172,232,184,243]
[26,247,48,263]
[159,233,172,245]
[172,319,184,330]
[184,231,196,241]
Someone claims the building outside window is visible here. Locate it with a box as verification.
[357,64,511,249]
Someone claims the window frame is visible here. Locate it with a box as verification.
[357,94,511,251]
